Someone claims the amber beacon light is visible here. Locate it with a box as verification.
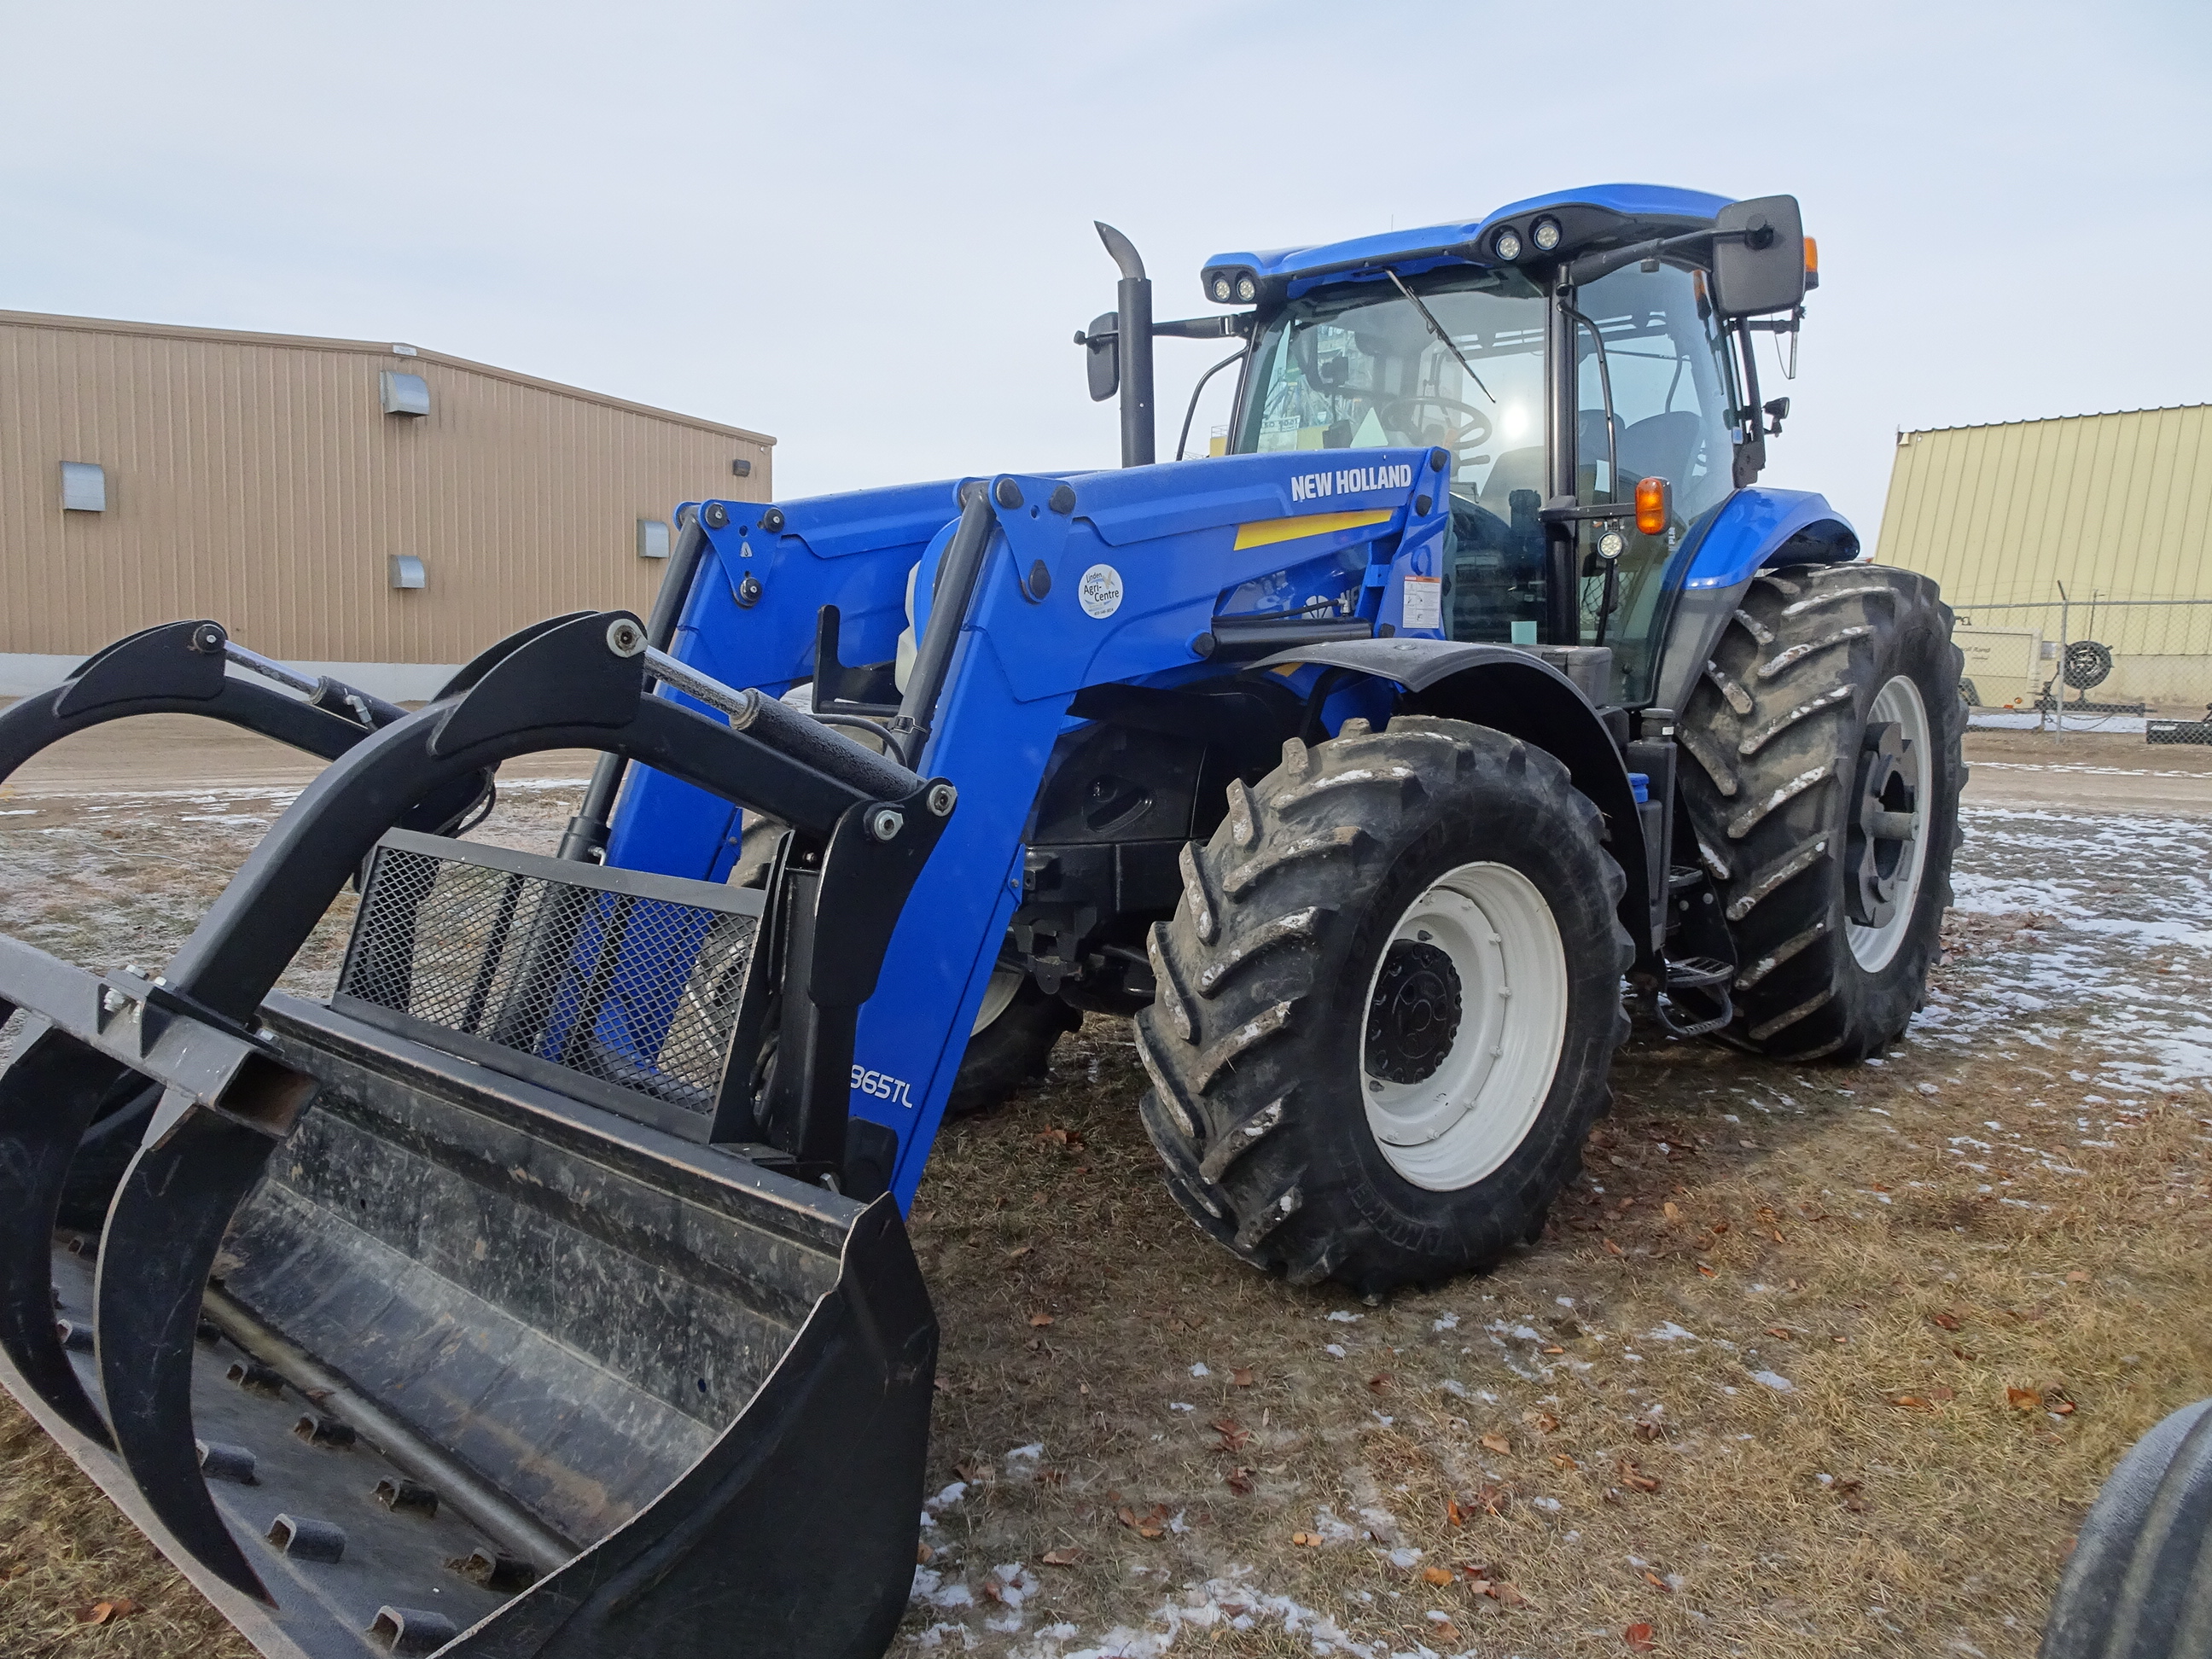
[1634,476,1673,537]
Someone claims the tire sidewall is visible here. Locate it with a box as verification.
[1820,595,1963,1048]
[1300,765,1621,1274]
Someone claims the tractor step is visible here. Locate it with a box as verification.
[1649,954,1736,1038]
[1663,955,1733,990]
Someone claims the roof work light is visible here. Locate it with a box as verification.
[1531,216,1563,253]
[1492,225,1523,262]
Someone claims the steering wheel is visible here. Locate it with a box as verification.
[1377,396,1493,472]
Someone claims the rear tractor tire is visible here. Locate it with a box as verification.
[1676,562,1965,1061]
[1135,716,1632,1296]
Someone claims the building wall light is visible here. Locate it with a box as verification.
[61,462,107,512]
[637,518,672,560]
[381,371,430,417]
[389,555,427,590]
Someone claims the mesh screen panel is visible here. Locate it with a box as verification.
[338,841,757,1122]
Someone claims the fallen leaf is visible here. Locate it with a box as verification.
[1445,1496,1467,1526]
[1292,1530,1321,1547]
[1432,1621,1463,1642]
[1481,1432,1512,1455]
[1422,1566,1455,1586]
[1367,1373,1392,1393]
[1005,1243,1033,1261]
[1930,1310,1963,1331]
[1625,1622,1656,1651]
[1551,1453,1579,1471]
[1027,1312,1055,1328]
[1620,1461,1660,1493]
[2053,1400,2077,1417]
[1542,1344,1566,1354]
[1494,1581,1531,1606]
[1893,1394,1931,1411]
[1118,1504,1168,1540]
[1764,1326,1795,1341]
[1041,1548,1084,1566]
[981,1579,1005,1604]
[1697,1262,1717,1278]
[1533,1412,1561,1434]
[1662,1202,1681,1223]
[1226,1467,1254,1494]
[1710,1221,1730,1234]
[1231,1367,1255,1387]
[917,1542,934,1564]
[1642,1569,1672,1593]
[2065,1270,2090,1284]
[1213,1418,1253,1451]
[955,1458,988,1483]
[1604,1237,1625,1255]
[2007,1387,2040,1411]
[1633,1418,1663,1443]
[1465,1577,1494,1597]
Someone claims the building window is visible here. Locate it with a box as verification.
[381,371,431,417]
[60,462,107,512]
[637,518,672,560]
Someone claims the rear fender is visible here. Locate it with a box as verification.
[1253,640,1657,968]
[1652,489,1860,716]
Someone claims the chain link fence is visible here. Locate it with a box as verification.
[1948,593,2212,742]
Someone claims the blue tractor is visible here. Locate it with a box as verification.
[0,184,1969,1656]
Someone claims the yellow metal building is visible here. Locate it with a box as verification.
[0,310,773,698]
[1875,405,2212,710]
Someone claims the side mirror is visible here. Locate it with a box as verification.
[1711,195,1806,317]
[1080,311,1119,402]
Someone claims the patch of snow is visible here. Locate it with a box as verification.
[1750,1370,1794,1392]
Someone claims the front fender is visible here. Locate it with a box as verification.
[1251,639,1656,967]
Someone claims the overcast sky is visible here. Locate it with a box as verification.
[5,0,2207,548]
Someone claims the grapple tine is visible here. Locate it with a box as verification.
[94,1101,279,1603]
[0,1022,136,1447]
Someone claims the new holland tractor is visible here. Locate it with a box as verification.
[3,182,2072,1658]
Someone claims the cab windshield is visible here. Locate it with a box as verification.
[1232,268,1553,644]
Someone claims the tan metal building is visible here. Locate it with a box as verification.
[1,309,773,697]
[1876,405,2212,710]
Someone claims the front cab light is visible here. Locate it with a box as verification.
[1492,224,1523,262]
[1234,271,1258,302]
[1531,215,1563,253]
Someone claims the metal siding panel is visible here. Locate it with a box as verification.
[1878,407,2212,608]
[2,313,771,667]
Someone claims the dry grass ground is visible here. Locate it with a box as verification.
[1,731,2207,1657]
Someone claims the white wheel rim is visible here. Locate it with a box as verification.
[1847,674,1934,973]
[973,965,1022,1035]
[1359,861,1569,1192]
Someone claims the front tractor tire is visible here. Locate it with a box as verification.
[1676,562,1965,1061]
[1135,717,1632,1296]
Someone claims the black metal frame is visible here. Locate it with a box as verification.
[0,608,953,1656]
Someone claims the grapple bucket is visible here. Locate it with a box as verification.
[0,610,951,1658]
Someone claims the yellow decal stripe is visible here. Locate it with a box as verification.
[1231,508,1394,552]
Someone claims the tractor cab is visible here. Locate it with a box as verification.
[1192,186,1813,706]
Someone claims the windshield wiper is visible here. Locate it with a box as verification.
[1385,269,1495,405]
